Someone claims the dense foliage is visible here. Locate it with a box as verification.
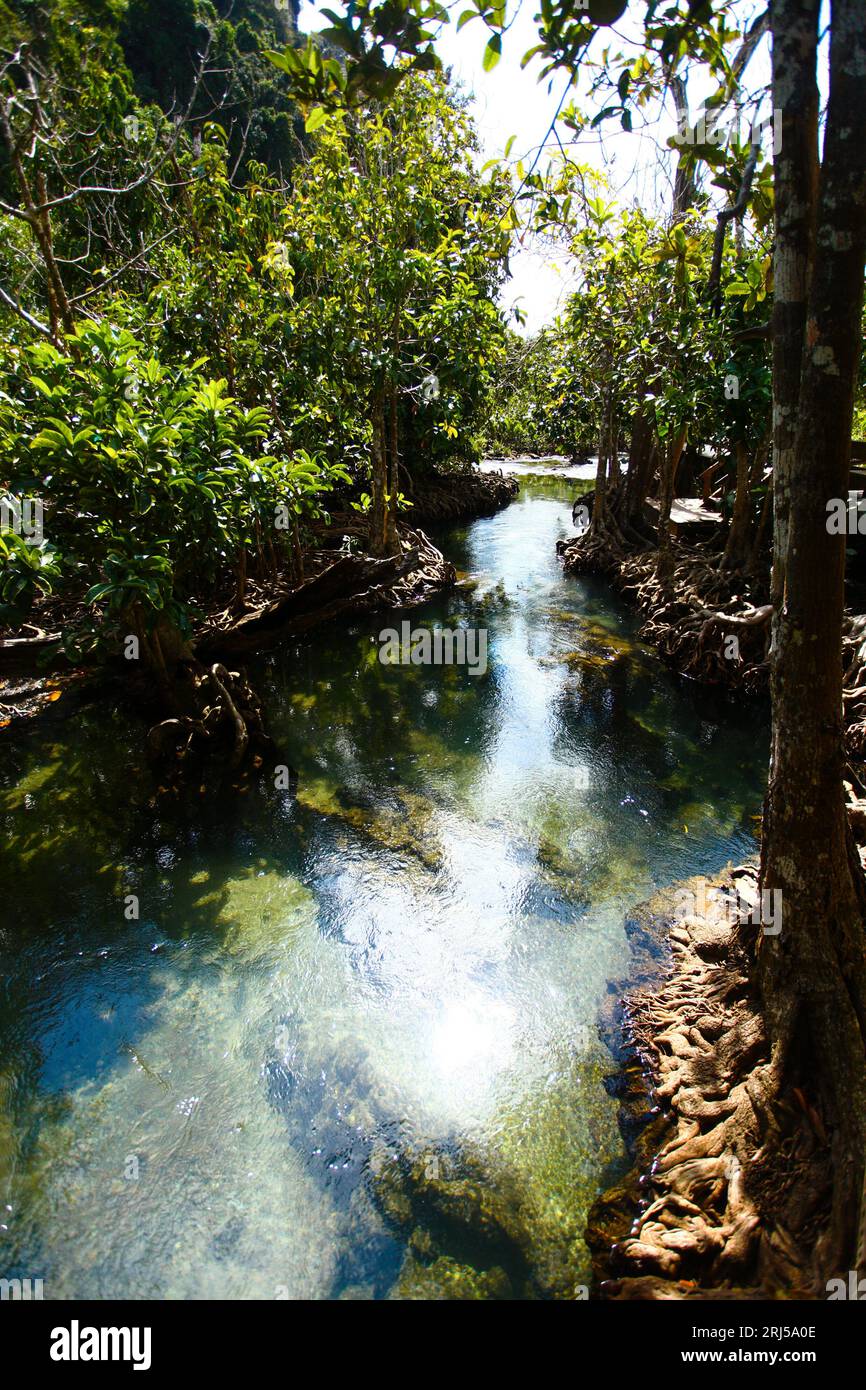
[0,1,512,657]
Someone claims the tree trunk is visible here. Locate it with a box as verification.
[655,426,687,582]
[624,408,655,525]
[605,397,620,487]
[722,441,753,570]
[590,381,611,533]
[768,0,820,619]
[760,0,866,1279]
[746,473,773,575]
[386,380,401,555]
[369,394,390,557]
[670,74,696,219]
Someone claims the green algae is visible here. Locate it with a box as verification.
[391,1253,513,1299]
[294,777,443,870]
[193,867,318,961]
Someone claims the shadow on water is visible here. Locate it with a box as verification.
[0,474,768,1299]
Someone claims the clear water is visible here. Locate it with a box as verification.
[0,477,767,1299]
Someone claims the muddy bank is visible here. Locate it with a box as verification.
[1,469,524,794]
[588,867,832,1300]
[0,523,455,728]
[0,464,521,722]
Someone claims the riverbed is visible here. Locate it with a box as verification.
[0,475,767,1299]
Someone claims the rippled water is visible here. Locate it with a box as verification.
[0,477,767,1299]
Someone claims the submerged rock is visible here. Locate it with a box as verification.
[296,779,443,871]
[371,1142,577,1300]
[390,1254,513,1300]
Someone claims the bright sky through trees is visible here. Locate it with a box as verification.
[299,0,784,334]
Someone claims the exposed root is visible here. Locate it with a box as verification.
[561,527,866,867]
[844,615,866,874]
[559,528,770,691]
[588,868,835,1299]
[197,524,455,661]
[143,523,459,785]
[146,659,270,771]
[408,468,518,523]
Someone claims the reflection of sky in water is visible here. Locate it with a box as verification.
[0,477,768,1299]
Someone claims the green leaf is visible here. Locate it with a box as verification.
[305,106,329,134]
[482,34,502,72]
[28,376,56,398]
[520,44,545,68]
[85,581,116,605]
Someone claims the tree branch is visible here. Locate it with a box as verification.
[708,146,760,311]
[0,282,53,337]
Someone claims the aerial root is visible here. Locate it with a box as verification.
[594,868,829,1299]
[559,529,770,690]
[146,658,269,772]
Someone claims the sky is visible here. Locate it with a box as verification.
[298,2,778,335]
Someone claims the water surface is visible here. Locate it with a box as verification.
[0,476,767,1299]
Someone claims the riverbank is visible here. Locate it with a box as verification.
[588,865,836,1299]
[409,467,518,522]
[556,526,866,875]
[0,470,517,732]
[558,523,864,1299]
[558,533,771,693]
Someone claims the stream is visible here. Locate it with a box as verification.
[0,473,768,1299]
